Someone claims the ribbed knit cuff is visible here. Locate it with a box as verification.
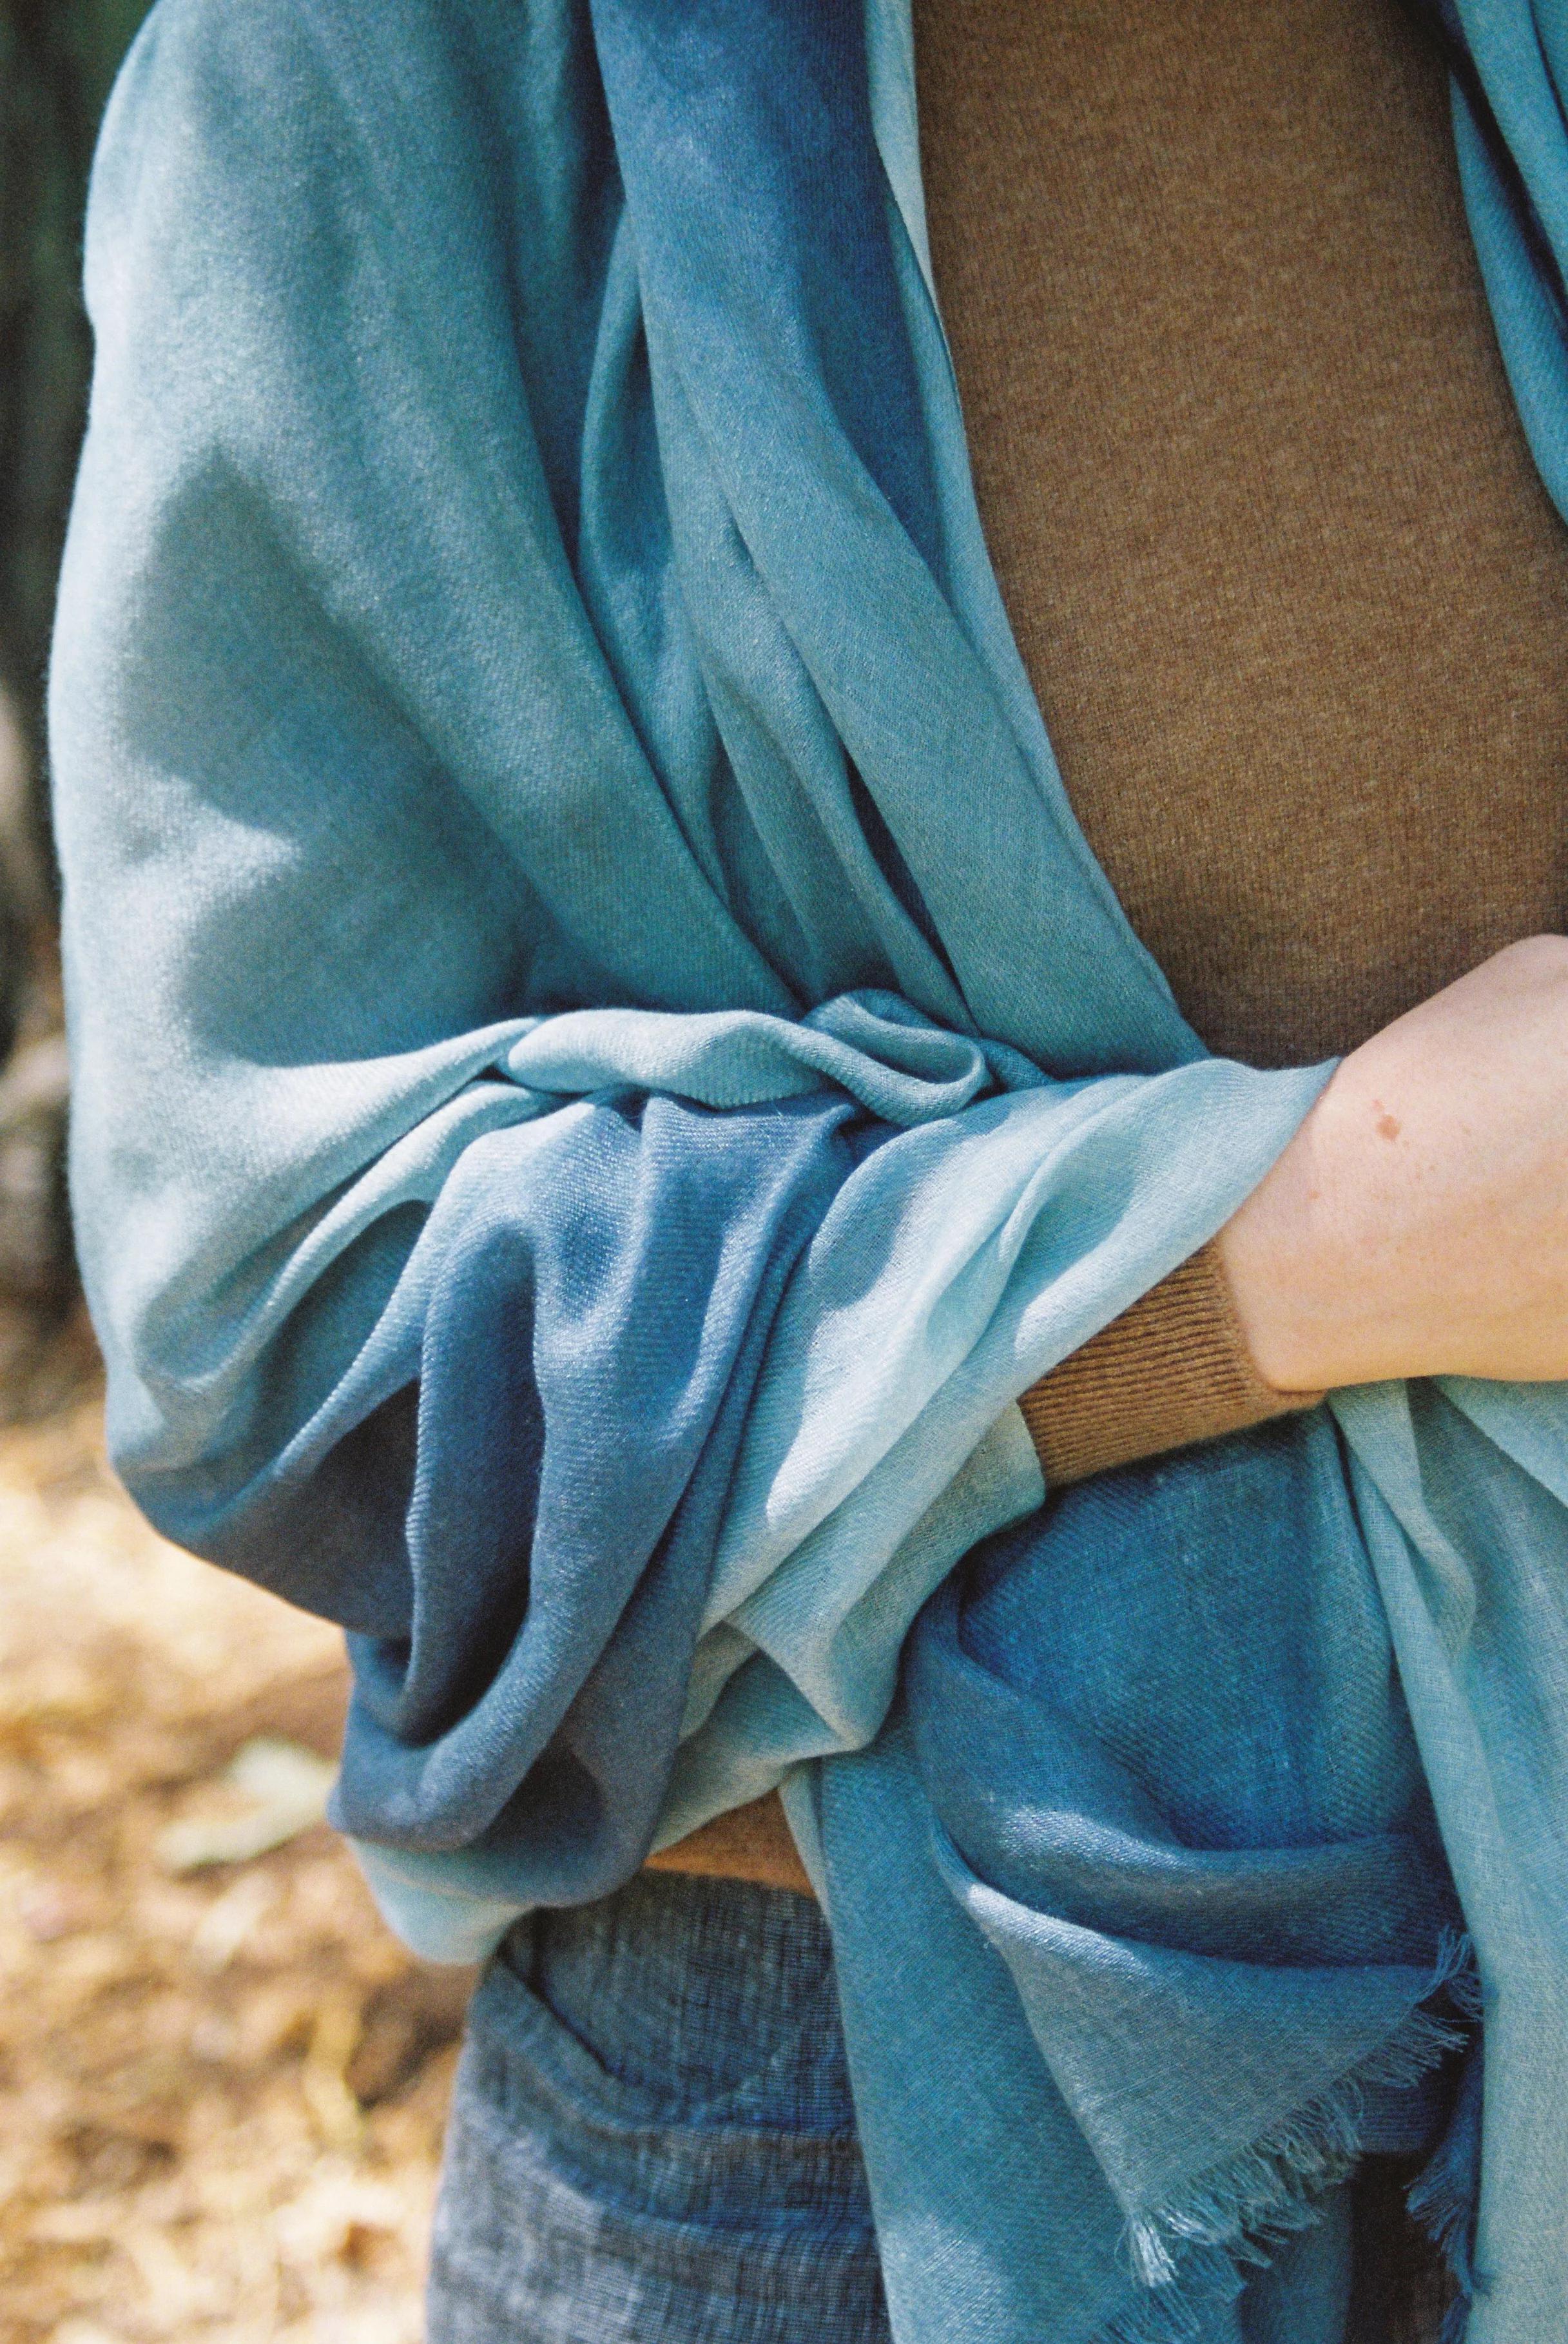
[645,1794,815,1897]
[1017,1241,1322,1488]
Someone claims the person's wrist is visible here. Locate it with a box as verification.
[1215,1061,1406,1394]
[1215,1114,1344,1393]
[1220,938,1568,1396]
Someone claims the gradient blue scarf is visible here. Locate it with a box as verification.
[51,1,1568,2338]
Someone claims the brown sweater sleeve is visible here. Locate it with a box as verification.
[1016,1241,1322,1488]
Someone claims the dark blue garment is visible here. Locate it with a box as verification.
[429,1872,891,2344]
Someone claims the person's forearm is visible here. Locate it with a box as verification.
[1216,935,1568,1392]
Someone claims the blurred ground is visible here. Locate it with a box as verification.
[0,1330,472,2344]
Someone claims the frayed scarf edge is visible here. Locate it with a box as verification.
[1096,1932,1478,2344]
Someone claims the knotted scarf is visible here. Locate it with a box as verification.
[51,0,1568,2337]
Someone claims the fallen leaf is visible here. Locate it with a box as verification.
[302,1993,367,2154]
[154,1739,336,1873]
[190,1872,276,1972]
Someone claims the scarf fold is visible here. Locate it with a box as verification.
[51,0,1568,2336]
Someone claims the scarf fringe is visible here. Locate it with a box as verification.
[1096,1933,1478,2344]
[1408,2126,1478,2291]
[1407,2004,1485,2337]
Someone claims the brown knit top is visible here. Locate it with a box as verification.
[650,0,1568,1892]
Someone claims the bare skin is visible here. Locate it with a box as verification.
[1216,935,1568,1392]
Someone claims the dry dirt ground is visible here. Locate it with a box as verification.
[0,1341,474,2344]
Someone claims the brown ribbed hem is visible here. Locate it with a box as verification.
[1018,1240,1323,1487]
[646,1792,814,1897]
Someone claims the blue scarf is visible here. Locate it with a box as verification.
[52,1,1568,2336]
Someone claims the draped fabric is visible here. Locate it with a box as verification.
[49,0,1568,2337]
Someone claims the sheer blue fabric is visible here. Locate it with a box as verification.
[50,0,1568,2337]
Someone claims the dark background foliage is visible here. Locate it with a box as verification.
[0,0,153,1337]
[1,0,152,789]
